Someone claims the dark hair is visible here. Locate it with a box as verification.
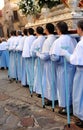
[56,21,68,34]
[13,30,17,36]
[10,31,14,36]
[77,20,83,31]
[0,38,2,43]
[28,28,34,35]
[17,30,22,35]
[23,29,28,35]
[46,23,55,34]
[36,26,44,35]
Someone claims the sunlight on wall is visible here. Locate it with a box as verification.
[0,0,4,9]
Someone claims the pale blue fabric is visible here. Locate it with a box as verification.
[0,51,2,68]
[41,57,57,101]
[16,51,22,81]
[30,35,46,95]
[37,52,50,61]
[33,58,38,92]
[9,51,16,79]
[33,58,44,95]
[56,57,75,107]
[26,58,34,86]
[0,50,9,68]
[38,34,57,101]
[42,60,57,101]
[50,35,77,107]
[73,66,83,120]
[0,51,6,68]
[4,50,9,68]
[50,54,59,62]
[21,58,27,86]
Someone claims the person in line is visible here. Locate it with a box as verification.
[22,28,36,90]
[14,30,22,82]
[0,38,9,69]
[37,23,57,105]
[60,20,83,128]
[30,26,45,97]
[20,29,28,86]
[7,30,17,80]
[50,21,77,114]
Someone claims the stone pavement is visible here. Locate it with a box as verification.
[0,70,82,130]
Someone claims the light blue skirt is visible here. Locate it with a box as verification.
[8,51,16,79]
[56,62,75,107]
[73,66,83,120]
[42,60,57,101]
[33,58,43,95]
[21,58,27,86]
[16,51,22,81]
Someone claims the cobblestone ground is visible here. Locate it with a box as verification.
[0,70,82,130]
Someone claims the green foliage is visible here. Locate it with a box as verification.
[38,0,61,9]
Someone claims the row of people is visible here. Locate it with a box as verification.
[7,21,83,128]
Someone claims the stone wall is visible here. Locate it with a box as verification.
[2,0,27,37]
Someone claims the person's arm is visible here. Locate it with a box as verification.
[31,47,40,57]
[50,54,60,61]
[36,52,50,60]
[60,49,71,62]
[31,51,37,57]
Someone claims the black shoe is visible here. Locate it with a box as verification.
[58,106,73,115]
[58,108,67,115]
[9,79,14,83]
[45,100,52,106]
[23,85,28,87]
[55,100,58,106]
[75,120,83,128]
[9,78,15,82]
[70,106,73,115]
[36,94,41,98]
[6,67,8,70]
[0,67,5,70]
